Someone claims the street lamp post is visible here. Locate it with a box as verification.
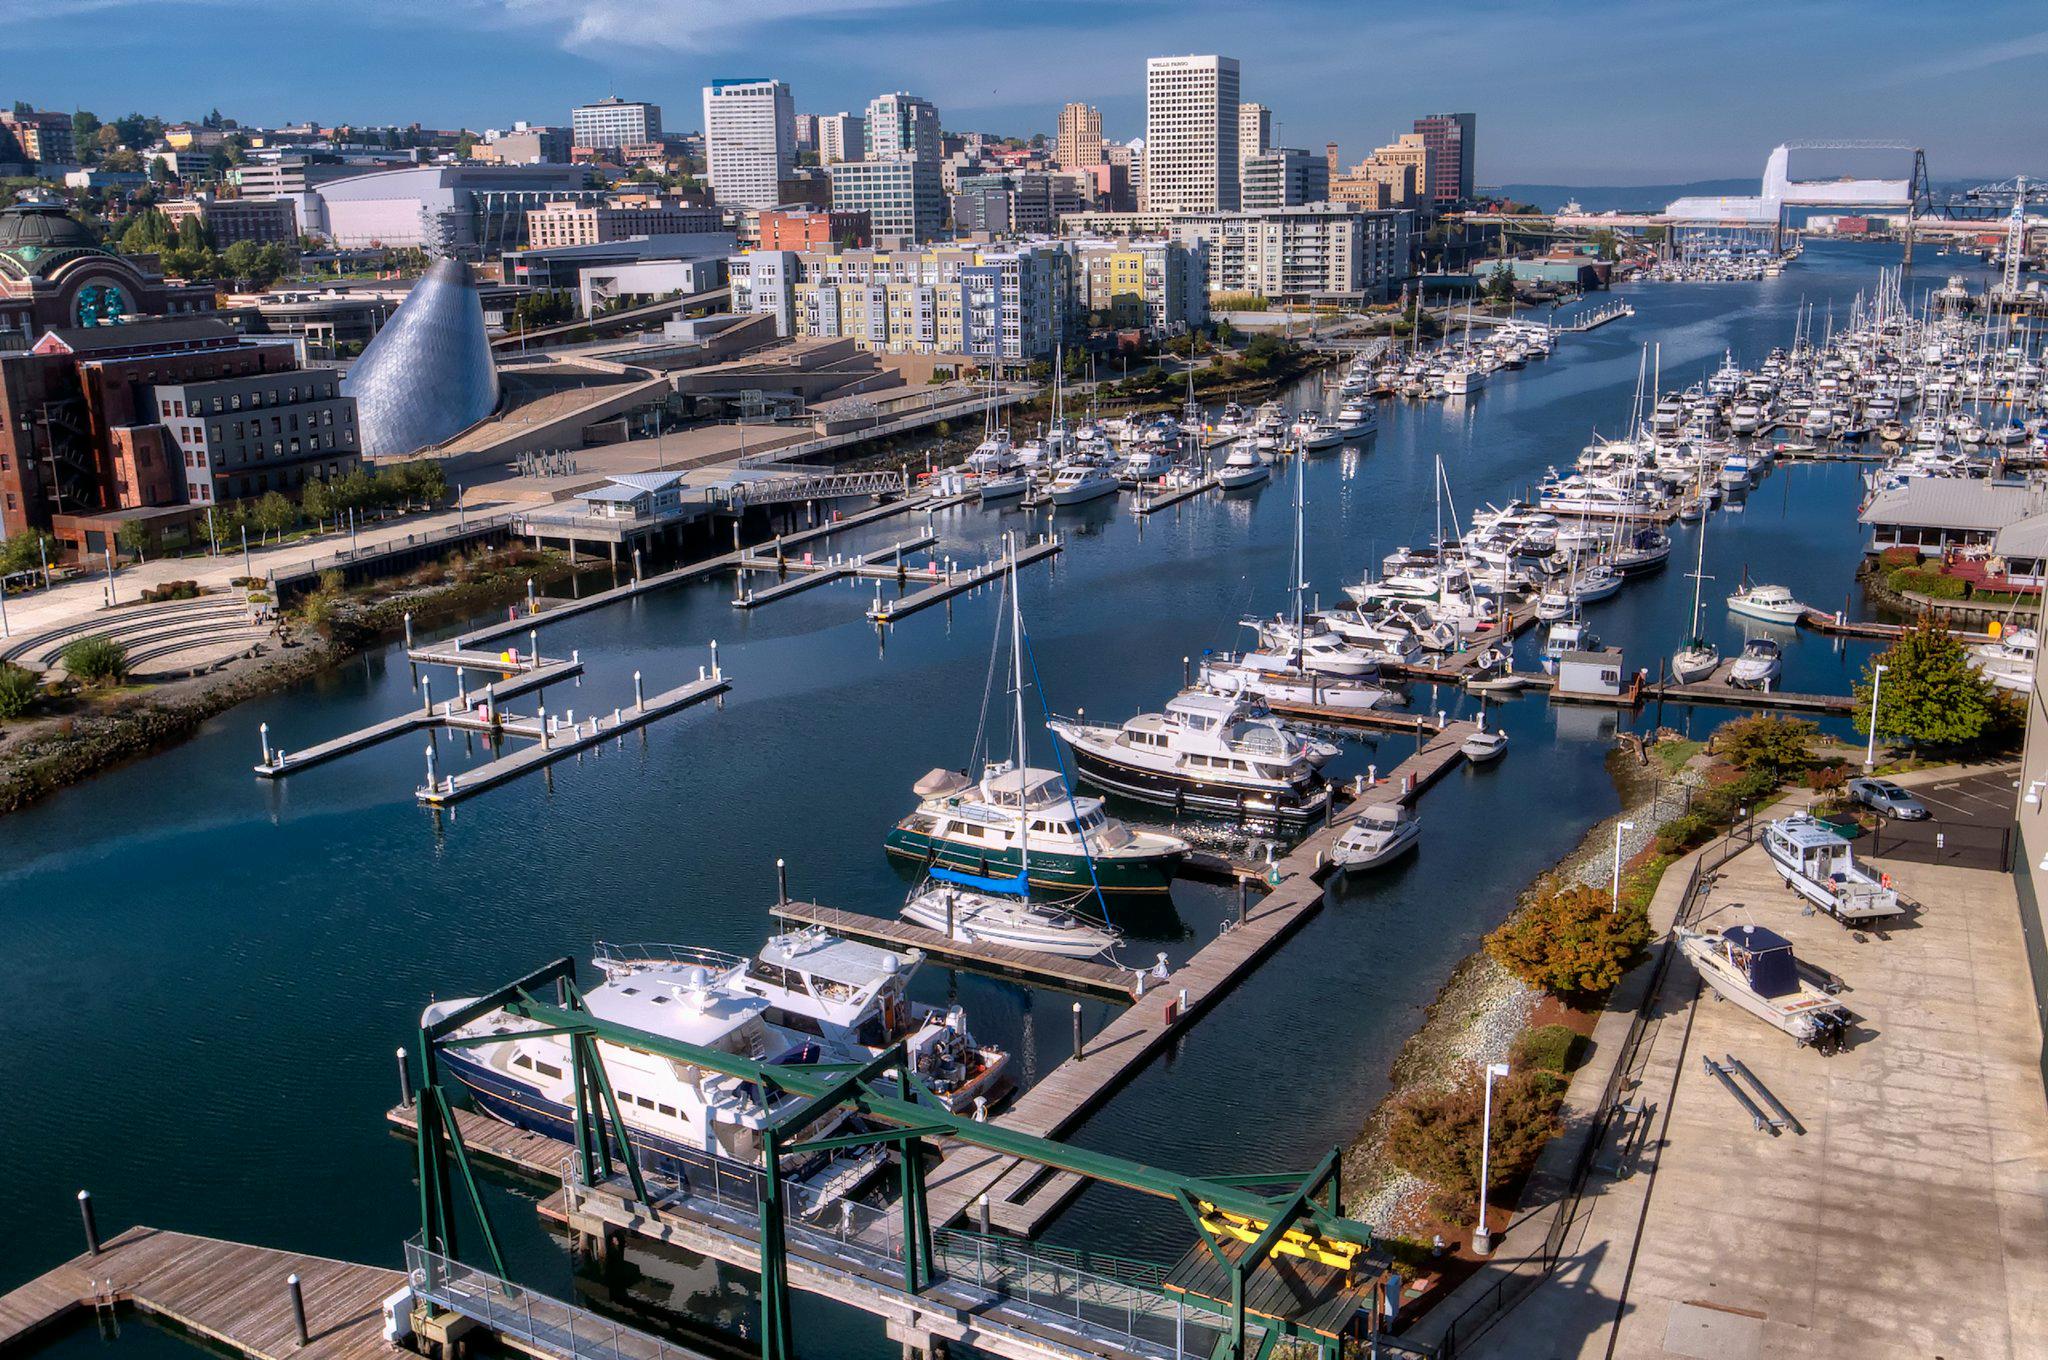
[1473,1060,1511,1255]
[1612,820,1637,912]
[1864,663,1889,771]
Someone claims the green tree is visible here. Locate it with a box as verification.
[1855,621,2015,751]
[176,213,212,252]
[251,490,296,543]
[72,109,101,158]
[455,132,479,159]
[115,519,150,563]
[1486,883,1650,997]
[118,206,174,254]
[1714,713,1818,779]
[0,530,57,576]
[1386,1068,1565,1224]
[1486,262,1518,305]
[301,476,334,529]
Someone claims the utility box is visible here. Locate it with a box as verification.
[1556,647,1628,700]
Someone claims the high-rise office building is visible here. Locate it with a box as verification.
[1240,148,1329,209]
[1412,112,1475,204]
[793,113,819,151]
[703,78,795,208]
[1143,55,1240,213]
[863,92,940,162]
[828,159,945,244]
[571,97,662,150]
[817,113,865,166]
[1237,102,1271,169]
[1055,103,1103,170]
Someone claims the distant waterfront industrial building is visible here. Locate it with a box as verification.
[571,97,663,151]
[704,79,796,209]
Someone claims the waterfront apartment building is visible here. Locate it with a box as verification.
[1055,103,1103,171]
[1237,102,1271,170]
[1076,238,1208,337]
[817,113,866,166]
[749,244,1070,364]
[524,198,723,248]
[827,158,945,244]
[160,195,300,247]
[148,362,361,506]
[703,79,795,209]
[0,109,75,166]
[1413,112,1475,204]
[571,97,662,150]
[1240,149,1330,210]
[1172,205,1410,304]
[864,92,941,163]
[1143,55,1240,213]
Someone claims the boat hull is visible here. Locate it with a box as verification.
[1065,745,1330,826]
[884,825,1179,893]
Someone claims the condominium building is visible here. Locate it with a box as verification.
[1412,113,1475,204]
[761,244,1070,362]
[1240,149,1329,210]
[864,92,941,163]
[827,158,945,244]
[571,97,662,150]
[729,249,801,335]
[160,194,300,247]
[1237,102,1271,169]
[1055,103,1103,170]
[1172,205,1410,303]
[1075,238,1208,337]
[1143,55,1240,213]
[0,109,75,166]
[817,113,865,166]
[703,79,795,209]
[524,198,723,248]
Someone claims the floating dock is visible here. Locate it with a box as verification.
[1131,476,1219,516]
[868,534,1062,622]
[730,533,939,607]
[765,900,1143,1001]
[253,660,580,777]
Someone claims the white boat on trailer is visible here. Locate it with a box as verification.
[1676,924,1851,1053]
[1762,815,1905,925]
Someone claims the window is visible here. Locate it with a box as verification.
[533,1060,564,1080]
[657,1104,677,1117]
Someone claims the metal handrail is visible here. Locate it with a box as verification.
[593,941,748,975]
[406,1236,700,1360]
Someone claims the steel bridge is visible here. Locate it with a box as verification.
[412,957,1396,1360]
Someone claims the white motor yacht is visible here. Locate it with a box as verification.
[1726,583,1807,625]
[1762,816,1905,925]
[1331,803,1422,870]
[1216,444,1272,489]
[1968,627,2037,693]
[1046,460,1121,506]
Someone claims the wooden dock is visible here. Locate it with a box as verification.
[1131,476,1219,516]
[1798,608,1993,645]
[418,672,731,805]
[730,533,939,608]
[924,722,1478,1236]
[867,534,1062,623]
[765,901,1142,1001]
[254,659,581,777]
[0,1226,402,1360]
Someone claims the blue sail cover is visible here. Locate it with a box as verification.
[929,865,1029,896]
[341,258,501,457]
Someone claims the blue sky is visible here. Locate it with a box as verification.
[5,0,2043,184]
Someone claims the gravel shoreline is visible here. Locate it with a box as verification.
[1341,739,1704,1235]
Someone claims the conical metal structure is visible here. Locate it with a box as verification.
[341,258,500,457]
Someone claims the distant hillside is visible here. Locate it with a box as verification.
[1488,180,1755,213]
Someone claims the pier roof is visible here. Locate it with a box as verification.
[1859,479,2047,533]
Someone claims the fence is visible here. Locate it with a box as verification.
[407,1237,702,1360]
[268,513,517,594]
[1866,816,2012,871]
[1429,821,1759,1357]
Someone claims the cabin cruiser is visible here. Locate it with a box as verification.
[1119,446,1175,481]
[1330,803,1422,870]
[597,934,1009,1115]
[1726,583,1807,625]
[1727,637,1782,690]
[1241,615,1381,677]
[1216,444,1272,489]
[1292,416,1343,451]
[1046,459,1121,506]
[1762,815,1905,925]
[1968,627,2037,693]
[1313,606,1429,665]
[1333,399,1378,438]
[423,955,871,1187]
[1047,689,1332,826]
[1541,616,1598,675]
[901,878,1119,960]
[978,468,1031,502]
[1461,713,1509,763]
[1198,653,1396,713]
[1676,925,1850,1053]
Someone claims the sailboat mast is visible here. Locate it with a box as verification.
[1292,455,1307,663]
[1008,534,1029,883]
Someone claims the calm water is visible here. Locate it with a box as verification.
[0,241,1988,1356]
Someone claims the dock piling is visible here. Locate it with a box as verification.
[1237,879,1249,926]
[422,676,433,716]
[287,1273,309,1345]
[424,742,439,791]
[396,1047,413,1108]
[403,612,414,649]
[710,640,720,680]
[260,723,272,766]
[634,670,644,710]
[977,1194,990,1235]
[529,630,540,665]
[527,579,537,615]
[633,548,642,583]
[1071,1002,1085,1061]
[777,858,788,906]
[78,1189,100,1256]
[538,707,550,749]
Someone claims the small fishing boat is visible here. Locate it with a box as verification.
[1331,803,1421,870]
[1761,815,1905,925]
[1726,582,1808,625]
[1676,924,1850,1052]
[1727,637,1782,690]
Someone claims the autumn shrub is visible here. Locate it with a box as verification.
[1486,883,1651,997]
[1386,1068,1566,1224]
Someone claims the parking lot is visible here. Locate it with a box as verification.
[1860,767,2016,870]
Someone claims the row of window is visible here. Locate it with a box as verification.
[157,381,338,421]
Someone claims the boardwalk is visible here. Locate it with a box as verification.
[925,723,1477,1236]
[767,901,1141,1001]
[1130,476,1219,516]
[0,1227,402,1360]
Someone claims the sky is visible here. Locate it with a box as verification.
[4,0,2043,185]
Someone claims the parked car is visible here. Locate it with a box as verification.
[1847,778,1930,820]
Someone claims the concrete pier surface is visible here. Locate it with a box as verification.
[1441,767,2048,1360]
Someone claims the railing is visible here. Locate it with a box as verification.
[269,512,518,587]
[406,1236,701,1360]
[715,469,910,508]
[592,941,749,976]
[1431,821,1759,1357]
[1865,815,2013,871]
[932,1229,1230,1358]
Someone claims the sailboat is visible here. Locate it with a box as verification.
[1671,520,1719,683]
[887,538,1187,897]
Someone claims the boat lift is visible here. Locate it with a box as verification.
[412,956,1389,1360]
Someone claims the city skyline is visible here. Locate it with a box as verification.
[5,0,2043,183]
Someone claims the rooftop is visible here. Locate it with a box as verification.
[1859,478,2046,532]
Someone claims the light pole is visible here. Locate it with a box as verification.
[1864,663,1889,771]
[1612,820,1637,912]
[1473,1060,1511,1255]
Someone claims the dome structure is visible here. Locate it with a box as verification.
[0,201,114,285]
[340,258,500,457]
